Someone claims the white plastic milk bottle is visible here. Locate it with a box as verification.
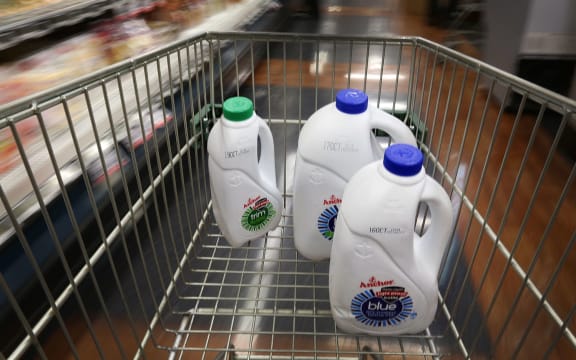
[329,144,453,335]
[292,89,417,261]
[207,97,282,247]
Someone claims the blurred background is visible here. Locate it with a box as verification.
[0,0,574,176]
[0,1,574,359]
[1,0,575,174]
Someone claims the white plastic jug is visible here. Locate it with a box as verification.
[329,144,453,335]
[207,97,282,247]
[292,89,417,261]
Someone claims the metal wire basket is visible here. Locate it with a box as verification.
[0,32,575,359]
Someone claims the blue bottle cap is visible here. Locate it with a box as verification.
[384,144,423,176]
[335,88,368,114]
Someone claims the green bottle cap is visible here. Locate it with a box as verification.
[223,96,254,121]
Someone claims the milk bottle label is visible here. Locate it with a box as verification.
[241,195,277,232]
[351,277,417,327]
[317,194,342,241]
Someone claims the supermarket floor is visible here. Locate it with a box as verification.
[31,1,575,359]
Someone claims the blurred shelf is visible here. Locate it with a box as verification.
[0,0,281,246]
[0,0,124,52]
[0,1,165,52]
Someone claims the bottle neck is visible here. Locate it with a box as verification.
[377,163,425,185]
[221,114,256,128]
[334,103,369,121]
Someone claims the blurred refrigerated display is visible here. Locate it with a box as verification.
[0,0,120,51]
[0,0,278,236]
[0,0,70,17]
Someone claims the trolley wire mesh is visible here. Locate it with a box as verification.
[0,32,574,359]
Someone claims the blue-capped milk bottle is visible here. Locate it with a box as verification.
[292,89,417,261]
[329,144,453,334]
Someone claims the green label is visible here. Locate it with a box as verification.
[241,196,276,232]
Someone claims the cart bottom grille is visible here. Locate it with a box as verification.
[160,210,459,359]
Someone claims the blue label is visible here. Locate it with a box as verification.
[351,288,414,327]
[317,205,339,240]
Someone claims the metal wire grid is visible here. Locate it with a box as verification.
[0,34,216,359]
[164,218,446,359]
[0,32,574,359]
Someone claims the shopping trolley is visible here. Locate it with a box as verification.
[0,32,575,359]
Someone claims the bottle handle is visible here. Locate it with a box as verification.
[415,176,454,276]
[257,118,277,188]
[369,106,417,146]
